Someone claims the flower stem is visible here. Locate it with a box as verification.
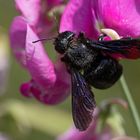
[120,75,140,137]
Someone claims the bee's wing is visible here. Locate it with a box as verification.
[89,38,140,59]
[71,69,96,131]
[101,38,140,59]
[100,37,140,47]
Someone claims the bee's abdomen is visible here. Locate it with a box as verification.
[84,56,123,89]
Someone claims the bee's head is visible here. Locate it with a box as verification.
[54,31,75,54]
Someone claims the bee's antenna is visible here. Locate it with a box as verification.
[32,37,56,43]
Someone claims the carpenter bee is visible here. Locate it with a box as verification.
[34,31,140,131]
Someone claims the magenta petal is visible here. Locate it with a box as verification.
[39,61,70,104]
[15,0,41,26]
[95,0,140,37]
[10,16,27,67]
[10,16,57,90]
[25,25,56,88]
[42,60,70,104]
[20,82,32,97]
[20,61,70,104]
[60,0,98,38]
[20,80,45,102]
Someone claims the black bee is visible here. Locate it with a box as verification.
[53,31,140,131]
[34,31,140,131]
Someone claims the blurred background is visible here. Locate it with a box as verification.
[0,0,140,140]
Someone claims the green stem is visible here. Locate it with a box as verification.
[120,75,140,137]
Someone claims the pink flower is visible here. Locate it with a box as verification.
[10,1,70,104]
[60,0,140,59]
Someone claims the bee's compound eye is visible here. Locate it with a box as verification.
[54,31,75,54]
[54,38,68,54]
